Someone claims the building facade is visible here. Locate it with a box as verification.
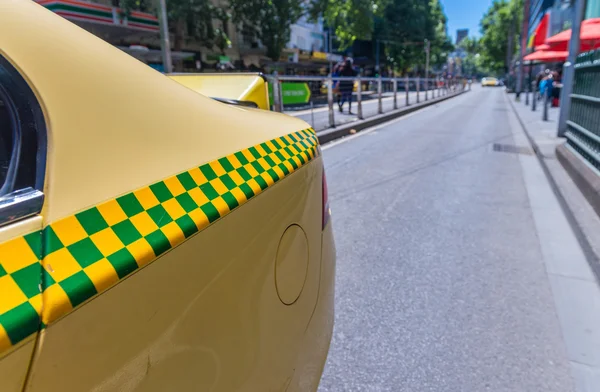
[34,0,343,73]
[456,29,468,45]
[276,5,343,74]
[288,15,326,52]
[528,0,554,36]
[588,0,600,18]
[529,0,600,50]
[34,0,244,71]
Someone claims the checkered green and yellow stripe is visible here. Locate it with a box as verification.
[0,232,42,353]
[0,128,319,354]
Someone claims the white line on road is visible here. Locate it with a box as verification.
[321,105,434,151]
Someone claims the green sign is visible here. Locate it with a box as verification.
[269,82,311,105]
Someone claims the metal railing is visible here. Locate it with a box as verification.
[565,50,600,172]
[267,75,464,131]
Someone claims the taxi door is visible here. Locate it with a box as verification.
[0,54,47,391]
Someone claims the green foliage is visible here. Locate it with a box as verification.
[120,0,229,53]
[381,0,453,73]
[308,0,389,49]
[458,37,488,77]
[478,0,524,75]
[458,36,479,53]
[118,0,151,14]
[230,0,303,61]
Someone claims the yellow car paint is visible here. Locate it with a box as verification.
[481,77,499,87]
[168,73,271,110]
[0,217,43,390]
[0,340,36,392]
[0,0,335,391]
[0,0,309,225]
[25,159,327,392]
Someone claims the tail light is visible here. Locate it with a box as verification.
[322,168,330,229]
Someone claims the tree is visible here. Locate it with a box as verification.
[380,0,452,74]
[120,0,230,68]
[229,0,303,61]
[478,0,524,75]
[426,0,454,69]
[308,0,389,50]
[458,37,488,77]
[458,36,479,54]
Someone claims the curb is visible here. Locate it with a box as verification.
[556,143,600,218]
[507,96,600,284]
[316,90,467,144]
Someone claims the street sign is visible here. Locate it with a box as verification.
[269,82,311,105]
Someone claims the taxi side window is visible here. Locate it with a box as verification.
[0,97,12,187]
[0,55,46,226]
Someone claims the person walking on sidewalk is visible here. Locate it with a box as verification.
[338,59,357,114]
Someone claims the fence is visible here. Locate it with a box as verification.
[267,75,465,132]
[566,49,600,172]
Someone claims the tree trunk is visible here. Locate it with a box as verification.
[506,16,515,79]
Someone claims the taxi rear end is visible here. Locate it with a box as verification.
[0,1,335,391]
[481,77,499,87]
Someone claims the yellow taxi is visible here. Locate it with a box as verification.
[0,1,335,391]
[481,77,499,87]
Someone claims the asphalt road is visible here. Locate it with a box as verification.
[286,90,434,131]
[318,87,578,391]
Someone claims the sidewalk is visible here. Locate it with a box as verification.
[507,93,600,281]
[508,92,600,392]
[508,94,562,156]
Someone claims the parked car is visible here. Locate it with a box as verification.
[0,1,335,391]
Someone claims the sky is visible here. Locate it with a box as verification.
[442,0,495,42]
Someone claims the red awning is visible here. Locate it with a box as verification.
[523,50,568,63]
[546,18,600,47]
[536,44,551,51]
[538,40,600,52]
[532,14,550,48]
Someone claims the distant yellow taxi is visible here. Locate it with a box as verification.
[481,77,499,87]
[0,1,335,391]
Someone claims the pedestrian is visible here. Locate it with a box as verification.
[332,61,343,106]
[551,70,561,107]
[338,59,357,114]
[535,71,545,100]
[539,72,554,103]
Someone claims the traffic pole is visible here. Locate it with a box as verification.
[543,88,549,121]
[158,0,172,73]
[393,78,398,110]
[532,81,537,111]
[405,76,409,106]
[377,76,383,114]
[357,76,363,119]
[327,75,335,127]
[328,27,333,74]
[425,40,430,101]
[516,0,530,100]
[272,73,282,112]
[376,40,380,75]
